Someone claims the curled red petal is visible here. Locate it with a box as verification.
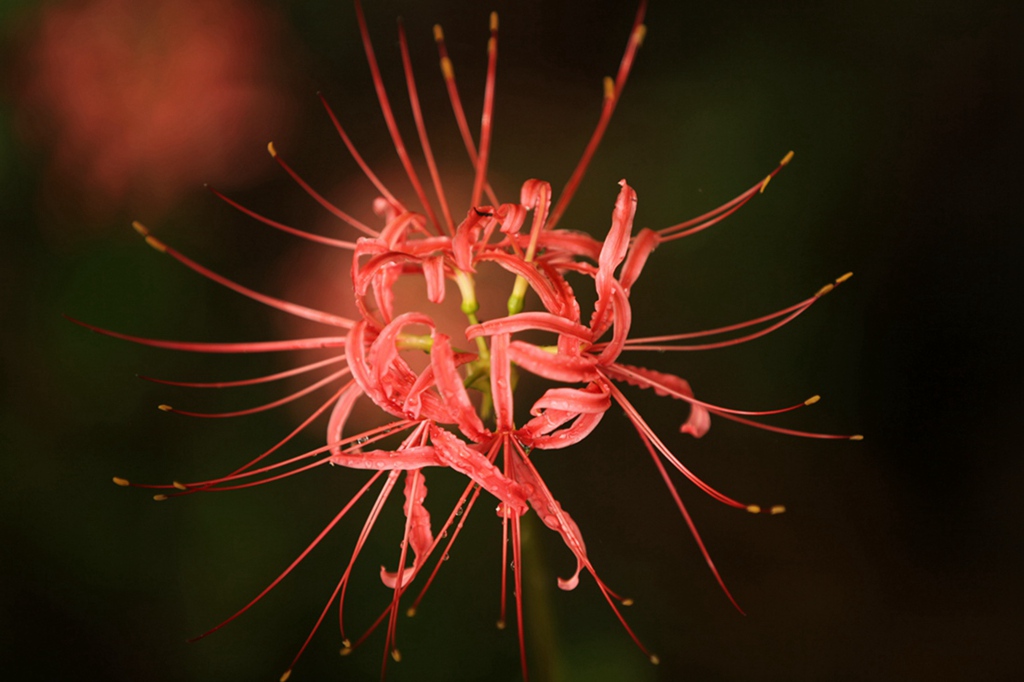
[506,341,598,383]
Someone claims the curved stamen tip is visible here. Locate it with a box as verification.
[490,11,498,31]
[267,141,278,157]
[850,434,864,441]
[433,24,443,42]
[391,648,402,662]
[649,654,660,665]
[172,481,187,491]
[495,619,506,630]
[406,606,416,617]
[133,221,166,252]
[158,404,173,412]
[603,76,615,100]
[279,670,291,682]
[804,395,821,406]
[770,505,787,515]
[153,494,168,502]
[112,476,130,487]
[781,150,795,166]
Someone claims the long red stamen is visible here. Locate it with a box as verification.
[207,185,358,249]
[471,12,498,210]
[318,93,403,208]
[397,21,455,235]
[657,150,795,243]
[547,0,647,229]
[157,368,350,418]
[606,381,748,509]
[138,355,346,389]
[635,426,744,613]
[353,0,442,234]
[267,144,378,237]
[130,222,355,328]
[188,470,385,644]
[433,23,500,206]
[65,314,347,353]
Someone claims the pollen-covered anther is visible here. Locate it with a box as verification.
[132,220,166,252]
[172,481,187,491]
[406,606,416,617]
[112,476,130,487]
[850,434,865,441]
[153,494,168,502]
[815,282,835,298]
[490,11,498,31]
[621,597,634,606]
[804,395,821,406]
[267,141,277,157]
[496,619,506,630]
[770,505,787,515]
[433,24,443,42]
[649,654,660,665]
[603,76,615,100]
[279,670,291,682]
[391,648,402,662]
[339,646,353,657]
[759,174,773,194]
[746,504,762,514]
[158,404,173,412]
[836,271,854,284]
[781,150,795,165]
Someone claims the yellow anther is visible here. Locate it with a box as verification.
[759,174,773,194]
[603,76,615,100]
[339,647,353,657]
[836,271,853,284]
[172,481,187,491]
[279,670,291,682]
[144,236,166,252]
[153,494,168,502]
[635,24,647,46]
[621,598,634,606]
[341,638,351,648]
[113,476,130,487]
[650,654,660,665]
[267,141,277,157]
[391,649,402,662]
[746,504,762,514]
[488,36,496,54]
[770,505,787,515]
[496,619,506,630]
[490,12,498,31]
[804,395,821,406]
[781,150,795,166]
[158,404,173,412]
[406,606,416,617]
[131,220,149,237]
[433,24,444,42]
[850,434,864,441]
[440,56,454,80]
[815,283,835,298]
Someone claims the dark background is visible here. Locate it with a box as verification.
[1,0,1020,680]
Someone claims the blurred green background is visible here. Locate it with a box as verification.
[1,0,1020,680]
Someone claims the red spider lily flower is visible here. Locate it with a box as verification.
[71,1,859,679]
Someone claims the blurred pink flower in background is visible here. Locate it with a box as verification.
[15,0,295,219]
